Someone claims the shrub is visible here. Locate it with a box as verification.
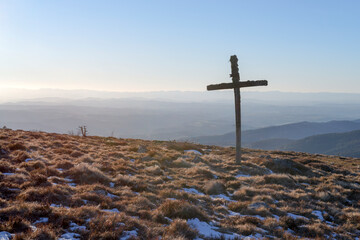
[157,200,208,221]
[70,151,84,158]
[21,173,51,188]
[171,159,193,168]
[114,174,136,187]
[17,185,72,205]
[0,216,31,233]
[145,165,163,175]
[8,143,27,151]
[167,142,204,154]
[20,161,46,172]
[0,161,15,173]
[186,167,214,179]
[263,174,296,188]
[12,151,30,163]
[66,163,111,185]
[164,219,198,240]
[88,214,138,240]
[228,201,249,213]
[55,160,74,170]
[203,180,225,195]
[0,202,51,222]
[264,158,312,176]
[27,226,57,240]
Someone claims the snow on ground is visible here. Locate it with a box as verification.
[188,218,240,239]
[184,150,203,155]
[227,210,266,221]
[33,217,49,225]
[109,182,115,188]
[107,192,119,198]
[25,158,33,162]
[287,213,309,220]
[0,231,12,240]
[182,188,205,195]
[119,229,138,240]
[69,222,87,232]
[312,210,324,221]
[2,173,15,176]
[235,173,252,178]
[102,208,120,213]
[50,204,69,208]
[210,194,234,202]
[58,232,81,240]
[166,198,177,201]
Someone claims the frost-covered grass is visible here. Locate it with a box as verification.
[0,129,359,239]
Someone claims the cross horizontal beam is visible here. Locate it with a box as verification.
[207,80,268,91]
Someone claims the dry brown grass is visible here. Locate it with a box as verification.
[164,219,198,240]
[157,200,208,221]
[0,129,359,239]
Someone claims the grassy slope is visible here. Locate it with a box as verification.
[282,130,360,157]
[0,129,359,239]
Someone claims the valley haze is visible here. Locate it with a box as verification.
[1,89,360,146]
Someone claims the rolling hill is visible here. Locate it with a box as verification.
[279,129,360,157]
[186,120,360,147]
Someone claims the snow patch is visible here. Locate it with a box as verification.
[187,218,239,239]
[102,208,120,213]
[287,213,309,220]
[312,210,324,221]
[69,222,87,232]
[2,173,15,176]
[58,232,81,240]
[211,194,234,202]
[182,188,204,195]
[33,217,49,225]
[235,173,251,178]
[0,231,12,240]
[50,204,69,209]
[184,150,203,155]
[109,182,115,188]
[107,192,118,198]
[120,229,138,240]
[25,158,33,162]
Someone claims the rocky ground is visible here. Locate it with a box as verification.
[0,129,359,239]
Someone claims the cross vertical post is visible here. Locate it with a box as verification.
[206,55,268,164]
[230,55,242,164]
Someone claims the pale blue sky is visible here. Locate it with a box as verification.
[0,0,359,92]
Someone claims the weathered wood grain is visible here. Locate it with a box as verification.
[207,80,267,91]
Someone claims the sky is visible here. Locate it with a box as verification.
[0,0,359,93]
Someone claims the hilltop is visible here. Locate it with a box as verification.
[0,129,359,239]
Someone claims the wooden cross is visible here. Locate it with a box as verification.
[207,55,268,164]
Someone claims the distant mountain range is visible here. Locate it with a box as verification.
[275,130,360,158]
[185,119,360,157]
